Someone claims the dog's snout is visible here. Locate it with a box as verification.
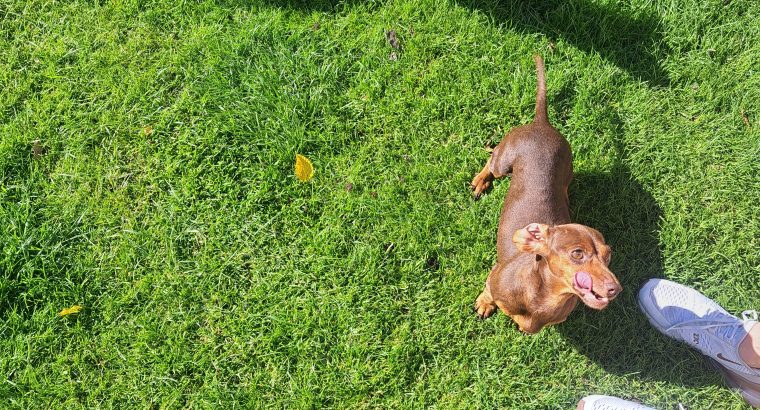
[605,282,622,298]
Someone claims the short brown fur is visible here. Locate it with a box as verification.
[471,55,622,334]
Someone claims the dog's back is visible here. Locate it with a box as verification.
[492,57,573,261]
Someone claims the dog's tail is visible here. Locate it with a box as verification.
[533,55,548,124]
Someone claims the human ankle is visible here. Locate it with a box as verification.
[739,323,760,369]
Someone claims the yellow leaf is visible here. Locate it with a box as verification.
[294,154,314,182]
[58,305,82,317]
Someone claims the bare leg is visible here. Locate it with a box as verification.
[740,323,760,368]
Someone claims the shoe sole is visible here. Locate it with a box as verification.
[637,284,673,338]
[709,358,760,407]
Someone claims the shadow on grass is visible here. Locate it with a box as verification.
[218,0,368,12]
[556,164,724,388]
[461,0,669,86]
[246,0,670,85]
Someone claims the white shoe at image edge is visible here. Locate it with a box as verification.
[638,278,760,406]
[578,395,656,410]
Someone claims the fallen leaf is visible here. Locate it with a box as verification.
[386,30,400,49]
[59,305,82,317]
[389,51,398,61]
[741,109,750,127]
[294,154,314,182]
[143,125,154,136]
[345,182,354,191]
[32,139,43,158]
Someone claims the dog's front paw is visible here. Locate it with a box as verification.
[470,173,492,200]
[473,296,496,319]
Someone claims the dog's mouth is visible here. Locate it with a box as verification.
[573,271,609,310]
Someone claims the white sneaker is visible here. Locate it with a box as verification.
[578,395,656,410]
[638,279,760,405]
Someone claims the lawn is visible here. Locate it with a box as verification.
[1,0,759,408]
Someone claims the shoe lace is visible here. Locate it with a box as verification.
[743,310,758,321]
[667,309,758,353]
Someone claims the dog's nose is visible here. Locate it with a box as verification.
[605,282,622,298]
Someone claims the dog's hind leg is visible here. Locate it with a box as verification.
[471,156,495,199]
[470,140,515,199]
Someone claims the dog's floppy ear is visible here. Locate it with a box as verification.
[600,244,612,266]
[513,223,551,256]
[586,226,612,266]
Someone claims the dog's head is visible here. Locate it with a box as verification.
[513,223,622,309]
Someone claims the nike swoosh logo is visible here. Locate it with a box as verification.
[717,353,743,366]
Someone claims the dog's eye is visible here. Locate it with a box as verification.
[570,249,584,260]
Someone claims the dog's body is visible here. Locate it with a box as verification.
[471,56,622,334]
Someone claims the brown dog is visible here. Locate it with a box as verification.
[470,55,622,334]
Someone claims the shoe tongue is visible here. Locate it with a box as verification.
[574,271,592,290]
[705,315,755,358]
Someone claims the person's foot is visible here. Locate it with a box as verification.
[638,278,760,406]
[577,395,656,410]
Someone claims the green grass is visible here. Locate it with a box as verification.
[1,0,759,408]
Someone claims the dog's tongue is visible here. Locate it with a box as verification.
[574,271,592,290]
